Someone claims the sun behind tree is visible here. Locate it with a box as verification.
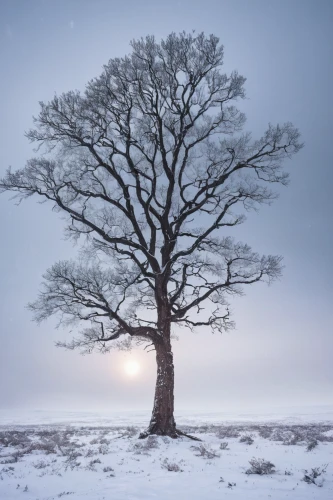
[124,360,140,377]
[0,31,302,438]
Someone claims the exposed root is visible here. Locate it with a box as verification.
[138,430,153,440]
[176,429,202,441]
[138,428,201,441]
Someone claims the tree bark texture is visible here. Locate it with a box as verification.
[140,338,177,438]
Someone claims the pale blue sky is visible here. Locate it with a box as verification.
[0,0,332,413]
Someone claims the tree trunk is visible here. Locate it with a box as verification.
[140,338,178,438]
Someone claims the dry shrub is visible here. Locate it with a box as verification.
[239,434,254,445]
[246,458,275,475]
[303,465,328,487]
[306,440,318,452]
[132,435,159,455]
[161,458,183,472]
[191,444,220,459]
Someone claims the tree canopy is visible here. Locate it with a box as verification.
[0,32,302,436]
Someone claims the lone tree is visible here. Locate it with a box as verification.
[0,32,302,438]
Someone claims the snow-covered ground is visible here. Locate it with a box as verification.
[0,409,332,499]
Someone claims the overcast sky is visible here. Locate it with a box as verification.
[0,0,332,415]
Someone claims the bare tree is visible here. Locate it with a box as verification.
[0,32,302,438]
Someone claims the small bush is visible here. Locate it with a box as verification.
[103,466,114,473]
[0,455,18,464]
[0,431,30,449]
[220,442,229,450]
[86,458,102,471]
[191,444,220,459]
[240,434,254,445]
[33,460,49,470]
[306,440,318,452]
[64,451,82,471]
[258,427,273,439]
[303,465,327,487]
[121,427,137,439]
[99,438,110,445]
[282,431,302,446]
[132,435,159,455]
[0,466,15,477]
[246,458,275,475]
[65,450,82,460]
[85,448,96,458]
[98,444,109,455]
[161,458,183,472]
[216,427,240,439]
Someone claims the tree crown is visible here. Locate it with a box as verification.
[0,32,302,352]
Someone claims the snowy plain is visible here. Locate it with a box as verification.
[0,408,332,500]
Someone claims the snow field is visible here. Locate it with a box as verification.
[0,422,332,499]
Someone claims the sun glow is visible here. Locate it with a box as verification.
[124,360,140,377]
